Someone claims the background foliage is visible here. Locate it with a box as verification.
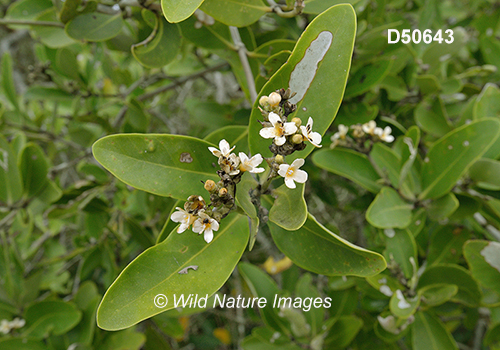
[1,0,500,349]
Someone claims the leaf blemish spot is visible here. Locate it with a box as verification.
[180,152,193,163]
[180,246,188,253]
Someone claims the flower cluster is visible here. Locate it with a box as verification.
[331,120,395,149]
[0,318,25,334]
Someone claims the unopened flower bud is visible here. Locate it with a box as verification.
[259,95,269,107]
[204,180,216,192]
[268,92,281,108]
[185,195,206,213]
[275,155,285,164]
[219,188,228,197]
[291,117,302,128]
[292,134,304,144]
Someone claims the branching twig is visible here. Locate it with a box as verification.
[266,0,305,18]
[229,26,258,103]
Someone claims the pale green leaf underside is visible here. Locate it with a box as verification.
[269,182,307,231]
[161,0,204,23]
[97,213,249,330]
[366,187,413,229]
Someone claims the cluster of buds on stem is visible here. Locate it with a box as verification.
[331,120,395,151]
[0,318,25,335]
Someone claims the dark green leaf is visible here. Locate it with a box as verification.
[66,13,124,42]
[366,187,413,229]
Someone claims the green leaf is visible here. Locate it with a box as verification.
[324,315,363,349]
[464,240,500,292]
[161,0,205,23]
[249,4,356,161]
[0,135,23,205]
[5,0,52,22]
[415,97,452,138]
[421,27,467,75]
[385,229,417,279]
[335,102,379,126]
[269,213,386,276]
[295,274,323,336]
[234,174,259,250]
[0,339,49,350]
[55,48,82,82]
[426,193,459,221]
[132,12,181,68]
[200,0,269,27]
[416,75,441,95]
[344,59,392,98]
[204,126,249,154]
[419,118,500,200]
[92,134,219,201]
[269,183,307,231]
[99,330,146,350]
[313,148,382,193]
[417,264,482,307]
[469,158,500,189]
[20,143,49,198]
[1,52,20,110]
[33,8,75,48]
[97,213,248,330]
[66,13,124,42]
[25,86,74,101]
[23,301,82,339]
[67,281,100,345]
[59,0,82,24]
[370,143,401,188]
[389,291,419,319]
[418,284,458,307]
[427,226,470,266]
[473,83,500,120]
[366,187,413,229]
[238,262,290,335]
[412,311,458,350]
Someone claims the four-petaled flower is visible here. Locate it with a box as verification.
[375,126,395,143]
[331,124,349,142]
[208,139,235,158]
[193,212,219,243]
[300,117,322,147]
[170,207,197,233]
[259,112,297,146]
[278,158,308,189]
[239,153,265,173]
[362,120,377,135]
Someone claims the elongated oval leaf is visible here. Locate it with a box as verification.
[0,135,23,205]
[419,118,500,200]
[161,0,205,23]
[0,339,49,350]
[20,143,49,198]
[92,134,219,200]
[24,300,82,339]
[313,148,382,193]
[66,13,124,42]
[426,193,459,221]
[269,213,386,277]
[412,311,458,350]
[200,0,269,27]
[97,213,249,330]
[249,4,356,161]
[132,13,181,68]
[469,158,500,189]
[344,58,392,98]
[464,240,500,292]
[269,183,307,231]
[366,187,413,229]
[385,229,417,279]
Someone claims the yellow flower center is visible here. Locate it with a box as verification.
[286,167,295,177]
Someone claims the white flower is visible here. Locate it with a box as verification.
[219,153,240,175]
[208,139,235,158]
[259,112,297,146]
[192,212,219,243]
[239,153,265,173]
[375,126,395,143]
[362,120,377,135]
[171,207,197,233]
[300,117,322,147]
[278,158,308,189]
[331,124,349,141]
[0,320,11,334]
[9,318,25,329]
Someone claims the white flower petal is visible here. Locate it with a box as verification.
[250,167,265,173]
[300,125,308,136]
[177,223,189,233]
[293,169,308,183]
[249,153,263,167]
[274,136,286,146]
[260,127,276,139]
[208,147,221,157]
[283,122,298,135]
[307,117,314,128]
[238,152,249,163]
[284,177,296,189]
[268,112,281,125]
[278,164,289,177]
[291,158,305,168]
[192,219,203,233]
[385,135,395,143]
[210,219,219,231]
[204,228,214,243]
[170,210,185,222]
[308,132,322,147]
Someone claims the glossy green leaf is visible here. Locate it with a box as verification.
[417,264,482,307]
[269,183,307,231]
[24,300,82,339]
[255,51,292,92]
[200,0,269,27]
[416,74,441,94]
[238,262,290,335]
[366,187,413,229]
[412,311,458,350]
[370,143,401,188]
[161,0,205,23]
[344,59,392,98]
[204,126,249,154]
[55,48,82,82]
[234,174,259,250]
[385,229,417,279]
[1,52,19,110]
[5,0,52,22]
[99,330,146,350]
[427,226,470,266]
[313,148,382,193]
[426,193,459,221]
[464,240,500,292]
[20,143,49,198]
[25,86,74,101]
[295,274,323,336]
[33,8,75,48]
[0,135,23,205]
[270,213,386,276]
[97,213,248,330]
[389,291,419,319]
[324,315,363,349]
[249,4,356,161]
[66,13,124,42]
[59,0,81,23]
[418,284,458,307]
[419,118,500,200]
[473,83,500,120]
[132,13,181,68]
[67,281,100,345]
[241,335,301,350]
[92,134,219,201]
[177,16,230,50]
[415,97,452,138]
[0,339,49,350]
[469,158,500,189]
